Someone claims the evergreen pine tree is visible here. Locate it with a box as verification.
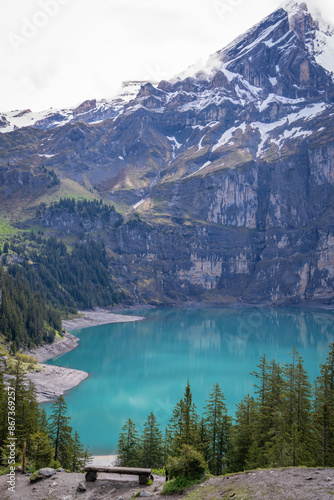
[250,354,271,456]
[24,380,40,452]
[263,359,285,467]
[48,395,73,468]
[38,407,51,436]
[281,348,313,466]
[30,430,54,469]
[250,356,284,467]
[11,362,29,447]
[313,343,334,466]
[117,419,140,467]
[140,412,164,468]
[229,394,256,471]
[167,380,199,454]
[163,427,171,466]
[84,446,93,466]
[198,416,210,464]
[203,383,231,475]
[70,430,85,472]
[167,400,184,454]
[183,380,199,446]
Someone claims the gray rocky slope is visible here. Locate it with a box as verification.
[2,1,334,305]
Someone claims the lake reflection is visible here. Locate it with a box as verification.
[45,307,334,454]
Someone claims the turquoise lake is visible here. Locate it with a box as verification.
[45,307,334,454]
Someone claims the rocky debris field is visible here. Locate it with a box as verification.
[25,333,81,363]
[182,468,334,500]
[27,363,88,403]
[1,467,334,500]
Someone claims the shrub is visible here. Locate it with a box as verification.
[15,353,37,365]
[30,472,44,483]
[152,467,165,476]
[162,476,198,495]
[167,444,206,480]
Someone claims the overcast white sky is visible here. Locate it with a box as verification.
[1,0,334,112]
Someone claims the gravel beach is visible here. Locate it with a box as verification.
[25,309,144,403]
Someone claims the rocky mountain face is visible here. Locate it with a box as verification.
[2,1,334,305]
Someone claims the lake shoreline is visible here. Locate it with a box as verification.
[26,309,145,403]
[62,308,144,331]
[90,455,118,466]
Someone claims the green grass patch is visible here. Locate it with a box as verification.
[0,334,10,357]
[131,493,141,499]
[15,352,37,365]
[0,464,20,476]
[0,218,20,237]
[152,467,165,476]
[162,476,202,495]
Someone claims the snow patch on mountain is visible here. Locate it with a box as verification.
[133,198,146,210]
[307,26,334,75]
[270,127,313,149]
[236,19,286,59]
[264,31,292,49]
[167,136,182,149]
[251,102,328,156]
[184,161,212,178]
[212,123,247,152]
[211,101,328,157]
[287,102,329,122]
[257,94,305,112]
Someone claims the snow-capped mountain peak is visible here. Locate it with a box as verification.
[0,81,147,134]
[282,0,307,17]
[1,0,334,148]
[173,1,334,85]
[277,2,334,76]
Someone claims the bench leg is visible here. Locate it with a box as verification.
[139,474,149,485]
[85,471,98,482]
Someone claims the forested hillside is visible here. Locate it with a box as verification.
[0,206,128,350]
[8,236,124,313]
[0,267,61,351]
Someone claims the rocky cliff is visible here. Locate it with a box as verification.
[2,1,334,305]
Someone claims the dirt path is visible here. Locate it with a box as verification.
[0,470,165,500]
[182,467,334,500]
[2,467,334,500]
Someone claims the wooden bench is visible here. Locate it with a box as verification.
[84,466,153,484]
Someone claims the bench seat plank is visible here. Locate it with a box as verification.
[84,466,151,475]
